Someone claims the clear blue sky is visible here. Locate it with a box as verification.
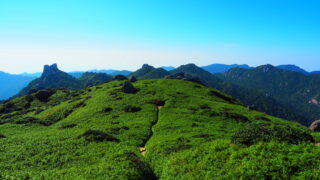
[0,0,319,73]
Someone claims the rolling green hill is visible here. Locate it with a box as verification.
[0,79,319,179]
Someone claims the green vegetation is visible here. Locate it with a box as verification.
[132,63,307,124]
[79,72,112,87]
[0,79,319,179]
[218,64,320,125]
[231,123,314,146]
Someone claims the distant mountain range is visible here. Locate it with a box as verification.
[2,62,320,126]
[0,72,36,100]
[202,63,320,75]
[69,69,132,78]
[201,64,253,73]
[19,72,42,77]
[275,64,320,75]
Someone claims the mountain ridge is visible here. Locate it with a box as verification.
[202,63,253,74]
[219,64,320,125]
[17,64,113,97]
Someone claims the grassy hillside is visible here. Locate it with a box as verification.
[0,79,319,179]
[170,64,308,124]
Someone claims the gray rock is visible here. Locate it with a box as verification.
[43,64,60,76]
[310,120,320,131]
[122,81,137,94]
[128,76,137,82]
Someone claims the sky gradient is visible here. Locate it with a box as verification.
[0,0,319,73]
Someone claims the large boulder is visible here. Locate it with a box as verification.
[122,81,137,94]
[128,76,137,82]
[310,120,320,131]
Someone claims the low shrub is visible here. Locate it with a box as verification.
[44,107,74,125]
[25,95,34,102]
[221,112,249,122]
[208,90,237,104]
[15,117,40,124]
[231,123,314,146]
[103,107,113,113]
[255,115,271,121]
[199,104,210,109]
[34,109,44,115]
[59,123,77,129]
[154,100,165,106]
[79,130,119,142]
[0,103,16,114]
[34,89,56,102]
[162,140,320,179]
[0,134,5,138]
[106,126,129,134]
[73,101,86,108]
[124,106,141,113]
[14,117,52,126]
[24,103,31,109]
[192,134,213,138]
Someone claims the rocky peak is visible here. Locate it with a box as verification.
[141,64,155,70]
[42,63,60,76]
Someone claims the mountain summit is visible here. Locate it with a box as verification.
[17,64,112,97]
[130,64,169,80]
[17,64,82,96]
[42,63,60,76]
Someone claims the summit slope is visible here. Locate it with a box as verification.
[0,79,319,179]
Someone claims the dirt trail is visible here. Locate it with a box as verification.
[139,105,162,155]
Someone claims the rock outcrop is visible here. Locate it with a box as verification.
[122,81,137,94]
[43,63,60,76]
[310,120,320,131]
[128,76,137,82]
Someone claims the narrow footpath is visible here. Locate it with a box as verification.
[140,106,162,155]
